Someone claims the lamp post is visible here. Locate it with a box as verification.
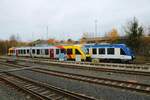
[94,19,98,38]
[46,26,48,40]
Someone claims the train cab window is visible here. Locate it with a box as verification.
[56,49,59,54]
[67,49,73,54]
[32,49,35,54]
[107,48,114,55]
[45,49,49,55]
[27,49,29,54]
[99,48,105,54]
[120,49,126,55]
[37,49,40,55]
[75,49,81,55]
[92,48,97,54]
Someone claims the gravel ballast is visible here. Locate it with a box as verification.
[0,81,31,100]
[11,69,150,100]
[19,62,150,85]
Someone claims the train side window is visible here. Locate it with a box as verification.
[45,49,49,55]
[10,50,12,53]
[120,49,126,55]
[32,49,35,54]
[21,50,23,54]
[67,49,72,54]
[27,49,29,54]
[92,48,97,54]
[99,48,105,54]
[61,49,66,54]
[87,48,89,53]
[24,50,26,54]
[20,50,23,54]
[75,49,81,55]
[107,48,114,55]
[37,49,40,55]
[56,49,59,54]
[22,50,23,54]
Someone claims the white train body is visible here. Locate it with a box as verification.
[11,46,62,59]
[84,44,135,62]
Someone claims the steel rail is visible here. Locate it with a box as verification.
[1,61,150,94]
[0,72,96,100]
[31,68,150,94]
[0,60,150,94]
[0,56,149,70]
[0,60,150,77]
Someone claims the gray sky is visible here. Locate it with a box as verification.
[0,0,150,41]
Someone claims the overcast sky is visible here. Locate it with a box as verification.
[0,0,150,41]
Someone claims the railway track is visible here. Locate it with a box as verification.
[0,56,149,71]
[0,72,96,100]
[32,68,150,94]
[0,61,150,94]
[0,59,150,77]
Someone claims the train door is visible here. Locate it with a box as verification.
[49,49,54,59]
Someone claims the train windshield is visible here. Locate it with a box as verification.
[82,47,89,54]
[127,47,135,56]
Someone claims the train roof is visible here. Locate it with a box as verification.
[14,46,55,49]
[84,43,128,48]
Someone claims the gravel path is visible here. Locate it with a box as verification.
[11,69,150,100]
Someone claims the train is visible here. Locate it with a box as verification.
[84,43,135,62]
[8,45,91,61]
[8,43,135,63]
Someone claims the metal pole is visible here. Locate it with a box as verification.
[31,33,34,64]
[95,19,98,38]
[46,26,48,40]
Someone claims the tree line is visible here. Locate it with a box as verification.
[0,35,27,55]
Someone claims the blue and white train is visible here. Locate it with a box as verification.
[84,43,135,62]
